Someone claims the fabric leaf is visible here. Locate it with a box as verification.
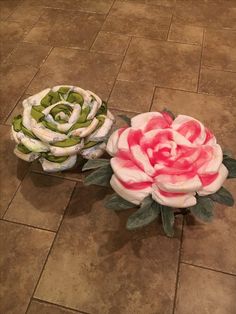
[161,206,175,237]
[189,197,214,222]
[105,193,136,211]
[208,186,234,206]
[223,155,236,178]
[118,114,131,126]
[82,158,110,171]
[84,164,113,186]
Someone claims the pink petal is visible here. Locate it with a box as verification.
[106,127,126,156]
[131,112,168,131]
[197,144,223,174]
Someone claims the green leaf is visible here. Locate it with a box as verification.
[12,115,22,132]
[31,106,45,122]
[40,94,52,107]
[118,114,131,126]
[82,158,110,171]
[84,164,113,187]
[48,91,60,104]
[162,108,175,120]
[223,155,236,178]
[52,136,81,147]
[41,120,58,132]
[126,196,161,230]
[161,206,175,237]
[58,87,70,94]
[208,187,234,206]
[105,193,135,211]
[189,197,214,222]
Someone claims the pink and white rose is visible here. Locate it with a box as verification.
[106,112,228,208]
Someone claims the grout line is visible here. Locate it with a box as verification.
[24,183,77,314]
[0,218,56,234]
[107,36,133,103]
[30,168,83,183]
[166,14,173,41]
[181,261,236,278]
[89,0,116,51]
[148,86,157,112]
[31,297,90,314]
[197,28,205,92]
[172,218,184,314]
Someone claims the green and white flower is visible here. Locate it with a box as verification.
[11,86,115,172]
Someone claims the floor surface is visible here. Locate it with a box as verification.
[1,0,236,313]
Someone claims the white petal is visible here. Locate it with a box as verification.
[81,143,106,159]
[21,137,49,153]
[106,129,122,156]
[22,105,32,130]
[14,147,40,162]
[50,140,84,157]
[111,157,153,184]
[110,175,152,205]
[25,88,50,107]
[198,144,223,174]
[155,174,202,193]
[198,164,228,196]
[68,104,81,124]
[31,121,67,143]
[152,186,197,208]
[70,118,99,137]
[40,155,77,172]
[89,117,113,139]
[131,112,163,130]
[117,128,130,151]
[11,127,20,144]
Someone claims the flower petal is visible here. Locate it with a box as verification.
[197,144,223,174]
[110,175,152,205]
[131,112,170,131]
[106,127,126,156]
[152,186,197,208]
[198,164,228,196]
[155,174,202,193]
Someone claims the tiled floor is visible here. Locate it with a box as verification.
[0,0,236,313]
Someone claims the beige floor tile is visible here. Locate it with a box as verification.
[0,42,16,63]
[119,38,201,91]
[5,42,51,67]
[168,24,203,45]
[109,80,155,112]
[4,172,75,231]
[28,300,80,314]
[199,68,236,97]
[175,264,236,314]
[174,0,236,29]
[22,0,114,14]
[26,47,123,101]
[34,183,181,314]
[0,220,54,314]
[24,8,105,49]
[0,0,21,20]
[5,93,31,125]
[202,29,236,72]
[8,3,43,28]
[91,31,130,55]
[0,20,31,43]
[102,1,172,40]
[181,180,236,275]
[0,63,38,122]
[152,88,236,154]
[0,125,30,217]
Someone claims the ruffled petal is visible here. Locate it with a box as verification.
[110,175,152,205]
[198,164,228,196]
[197,144,223,174]
[152,186,197,208]
[155,174,202,193]
[106,127,126,156]
[131,112,170,131]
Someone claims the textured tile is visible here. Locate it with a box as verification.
[5,172,75,231]
[199,68,236,97]
[28,300,80,314]
[120,0,176,7]
[102,1,172,40]
[174,0,236,29]
[119,37,201,91]
[0,20,31,42]
[35,183,181,314]
[22,0,114,14]
[0,63,38,122]
[175,264,236,314]
[109,80,155,112]
[27,47,123,101]
[0,0,21,20]
[0,125,30,217]
[0,221,54,314]
[91,31,130,55]
[5,42,51,67]
[0,42,16,63]
[181,180,236,275]
[24,8,105,49]
[202,29,236,72]
[152,88,236,154]
[8,3,43,28]
[168,24,203,45]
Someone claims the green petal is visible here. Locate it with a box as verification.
[96,102,107,116]
[12,115,22,132]
[41,120,58,132]
[52,136,81,147]
[22,125,37,139]
[40,94,52,107]
[31,106,45,122]
[67,92,84,105]
[41,153,68,163]
[58,87,70,94]
[83,141,100,149]
[50,104,72,118]
[78,106,90,123]
[69,120,91,132]
[48,91,60,104]
[17,143,31,154]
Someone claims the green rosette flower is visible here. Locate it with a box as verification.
[11,86,115,172]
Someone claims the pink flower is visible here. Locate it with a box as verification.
[106,112,228,208]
